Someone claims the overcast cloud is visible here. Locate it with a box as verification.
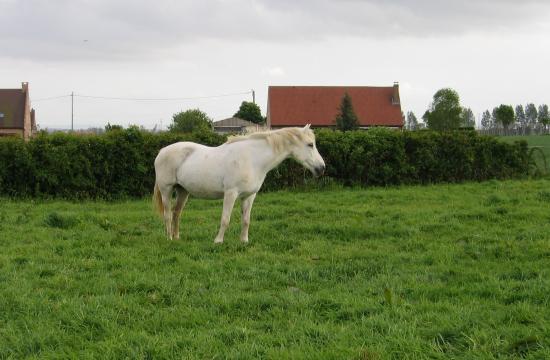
[1,0,549,129]
[2,0,549,61]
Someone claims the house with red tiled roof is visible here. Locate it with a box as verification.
[0,82,37,141]
[267,83,403,129]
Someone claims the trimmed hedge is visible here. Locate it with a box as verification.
[0,129,225,199]
[263,129,530,190]
[0,128,530,199]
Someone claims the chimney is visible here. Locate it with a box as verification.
[31,109,37,132]
[21,82,32,140]
[392,82,400,105]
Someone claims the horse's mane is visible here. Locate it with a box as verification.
[226,127,314,153]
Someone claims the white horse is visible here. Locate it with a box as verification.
[153,125,325,243]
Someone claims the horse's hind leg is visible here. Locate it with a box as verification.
[172,186,189,240]
[159,185,174,239]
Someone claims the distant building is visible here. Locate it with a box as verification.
[267,83,403,129]
[0,82,37,140]
[213,117,266,134]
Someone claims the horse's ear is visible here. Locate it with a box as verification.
[303,124,311,130]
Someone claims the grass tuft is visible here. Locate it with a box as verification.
[44,211,79,229]
[507,336,541,356]
[537,190,550,202]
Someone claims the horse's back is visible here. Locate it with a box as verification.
[172,143,229,198]
[155,142,206,185]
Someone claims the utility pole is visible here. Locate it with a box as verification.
[252,89,255,104]
[71,92,74,131]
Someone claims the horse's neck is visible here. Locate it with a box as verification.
[249,140,291,174]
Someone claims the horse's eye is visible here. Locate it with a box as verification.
[307,143,314,148]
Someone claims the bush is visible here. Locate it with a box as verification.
[0,128,531,199]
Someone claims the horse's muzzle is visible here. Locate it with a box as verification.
[314,165,326,177]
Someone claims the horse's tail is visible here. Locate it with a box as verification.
[153,182,164,217]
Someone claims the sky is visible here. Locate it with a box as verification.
[1,0,549,130]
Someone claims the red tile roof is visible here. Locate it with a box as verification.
[267,85,403,127]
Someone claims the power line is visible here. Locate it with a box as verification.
[31,90,253,103]
[32,94,71,102]
[73,90,253,102]
[30,89,255,130]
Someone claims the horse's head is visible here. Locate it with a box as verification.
[290,124,326,177]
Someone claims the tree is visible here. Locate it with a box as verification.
[481,110,492,129]
[335,92,359,131]
[422,110,430,124]
[461,107,476,128]
[424,88,463,131]
[491,107,499,128]
[515,105,526,131]
[406,111,418,130]
[525,103,538,128]
[234,101,264,124]
[538,104,550,131]
[494,104,515,133]
[105,123,123,132]
[168,109,212,133]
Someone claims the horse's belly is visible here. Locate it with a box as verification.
[178,176,225,199]
[176,160,225,199]
[187,188,224,199]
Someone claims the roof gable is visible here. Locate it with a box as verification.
[268,86,403,127]
[213,117,257,127]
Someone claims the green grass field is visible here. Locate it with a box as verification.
[1,180,549,359]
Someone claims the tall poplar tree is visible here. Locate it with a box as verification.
[481,110,492,129]
[515,105,526,129]
[461,108,476,128]
[406,111,418,130]
[538,104,549,131]
[525,103,538,128]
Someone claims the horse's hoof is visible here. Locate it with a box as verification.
[214,239,223,244]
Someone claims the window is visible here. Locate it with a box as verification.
[0,113,4,118]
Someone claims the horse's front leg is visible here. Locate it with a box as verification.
[214,190,238,244]
[240,193,257,243]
